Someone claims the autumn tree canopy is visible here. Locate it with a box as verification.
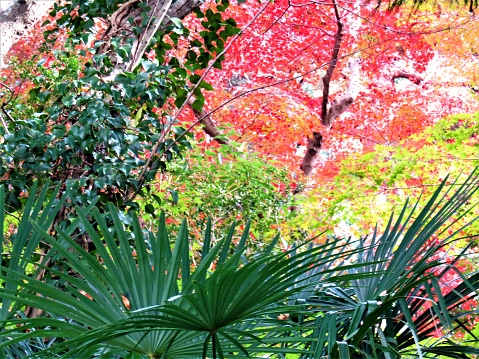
[0,0,478,236]
[182,0,479,179]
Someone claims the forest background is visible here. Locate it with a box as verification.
[2,0,479,241]
[0,0,479,356]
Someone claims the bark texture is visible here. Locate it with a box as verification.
[321,59,360,130]
[391,71,424,85]
[188,98,231,146]
[97,0,201,71]
[320,0,344,129]
[320,0,360,130]
[300,132,323,176]
[0,0,54,67]
[300,0,360,176]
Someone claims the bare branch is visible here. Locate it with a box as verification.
[0,81,15,134]
[0,114,8,135]
[237,101,270,141]
[128,0,174,72]
[322,58,360,129]
[97,0,201,64]
[187,98,231,146]
[320,0,344,127]
[391,71,423,85]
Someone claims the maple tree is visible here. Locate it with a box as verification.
[181,0,479,180]
[159,0,479,241]
[1,0,478,213]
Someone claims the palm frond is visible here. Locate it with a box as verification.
[306,170,479,359]
[0,198,360,358]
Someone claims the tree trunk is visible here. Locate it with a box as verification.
[97,0,201,71]
[299,0,361,177]
[0,0,54,67]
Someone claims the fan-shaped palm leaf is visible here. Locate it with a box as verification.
[0,199,365,358]
[305,170,479,358]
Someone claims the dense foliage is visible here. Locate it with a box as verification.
[1,171,479,358]
[0,0,243,212]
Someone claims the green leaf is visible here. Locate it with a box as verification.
[174,88,188,108]
[191,94,205,112]
[200,80,214,91]
[62,94,76,106]
[186,50,197,62]
[55,82,70,95]
[190,74,201,84]
[168,189,179,205]
[170,17,182,27]
[145,203,155,215]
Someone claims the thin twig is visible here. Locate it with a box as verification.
[128,0,174,72]
[344,131,383,145]
[236,100,271,141]
[368,121,391,145]
[321,0,343,124]
[126,0,271,202]
[0,81,15,134]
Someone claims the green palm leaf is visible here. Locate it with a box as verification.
[0,198,364,358]
[0,182,80,357]
[306,170,479,359]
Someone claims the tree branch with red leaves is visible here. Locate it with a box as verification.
[188,97,231,146]
[300,0,360,176]
[320,0,360,130]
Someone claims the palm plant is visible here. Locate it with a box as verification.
[2,170,479,358]
[0,185,363,358]
[0,182,79,357]
[300,171,479,358]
